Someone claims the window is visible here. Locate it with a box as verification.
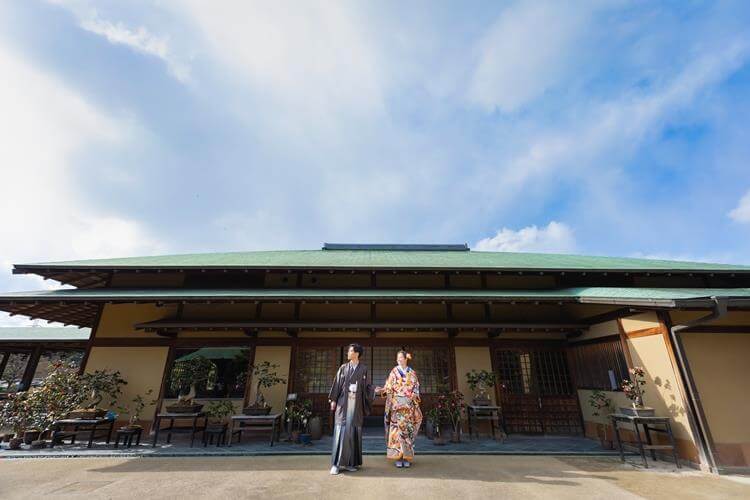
[166,347,251,399]
[408,347,450,393]
[568,338,628,390]
[30,349,84,387]
[494,349,574,396]
[0,351,30,393]
[295,347,339,394]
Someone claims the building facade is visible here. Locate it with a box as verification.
[1,244,749,472]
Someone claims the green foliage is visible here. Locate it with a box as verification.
[205,400,235,422]
[169,356,217,396]
[434,389,465,433]
[0,361,107,433]
[588,389,613,417]
[284,399,312,432]
[465,369,496,396]
[118,389,158,425]
[80,369,127,409]
[249,361,286,407]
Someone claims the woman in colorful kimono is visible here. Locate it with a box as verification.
[375,350,423,468]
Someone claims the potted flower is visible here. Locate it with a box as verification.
[466,369,496,406]
[308,413,323,440]
[118,389,157,430]
[0,390,32,450]
[243,361,286,416]
[620,367,655,416]
[204,400,235,433]
[588,389,614,449]
[284,398,312,443]
[167,356,217,413]
[69,369,127,419]
[436,389,465,442]
[425,406,442,443]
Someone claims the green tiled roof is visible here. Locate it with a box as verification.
[0,327,91,341]
[2,287,750,303]
[15,249,750,272]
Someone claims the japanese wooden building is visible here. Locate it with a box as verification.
[1,243,749,472]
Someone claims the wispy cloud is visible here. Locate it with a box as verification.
[79,15,190,83]
[474,222,576,253]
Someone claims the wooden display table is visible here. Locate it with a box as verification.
[228,414,282,447]
[50,418,115,448]
[151,412,206,448]
[610,414,680,468]
[467,405,506,439]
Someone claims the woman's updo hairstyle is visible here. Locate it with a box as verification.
[397,350,413,363]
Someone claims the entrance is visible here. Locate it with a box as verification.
[292,342,452,430]
[492,346,582,435]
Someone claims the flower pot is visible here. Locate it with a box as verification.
[299,433,312,445]
[619,406,655,417]
[433,435,447,446]
[8,437,23,450]
[1,433,14,442]
[425,421,434,439]
[308,416,323,440]
[242,405,272,416]
[472,395,491,406]
[30,439,47,449]
[291,430,301,443]
[165,403,204,414]
[23,430,41,445]
[449,425,462,443]
[68,408,108,419]
[206,422,227,432]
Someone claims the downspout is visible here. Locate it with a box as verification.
[667,296,728,473]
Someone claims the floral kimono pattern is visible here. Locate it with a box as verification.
[381,366,423,461]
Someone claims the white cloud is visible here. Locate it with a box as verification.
[0,43,166,326]
[467,1,592,113]
[473,221,576,253]
[46,0,189,83]
[79,15,190,83]
[728,190,750,223]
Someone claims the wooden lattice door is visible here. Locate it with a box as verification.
[494,347,582,435]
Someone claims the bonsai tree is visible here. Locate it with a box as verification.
[26,361,87,429]
[588,389,614,448]
[0,390,33,447]
[247,361,286,409]
[621,367,647,407]
[79,369,127,411]
[205,400,235,427]
[169,356,217,405]
[118,389,158,428]
[466,369,496,402]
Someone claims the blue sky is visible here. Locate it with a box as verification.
[1,1,750,325]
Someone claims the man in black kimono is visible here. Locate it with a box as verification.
[328,343,372,475]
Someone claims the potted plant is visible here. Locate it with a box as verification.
[204,400,235,432]
[436,389,465,443]
[466,369,496,406]
[68,369,127,419]
[588,389,614,449]
[620,367,655,416]
[0,390,32,450]
[425,406,441,442]
[167,356,217,413]
[308,413,323,440]
[243,361,286,416]
[117,389,157,429]
[284,398,312,443]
